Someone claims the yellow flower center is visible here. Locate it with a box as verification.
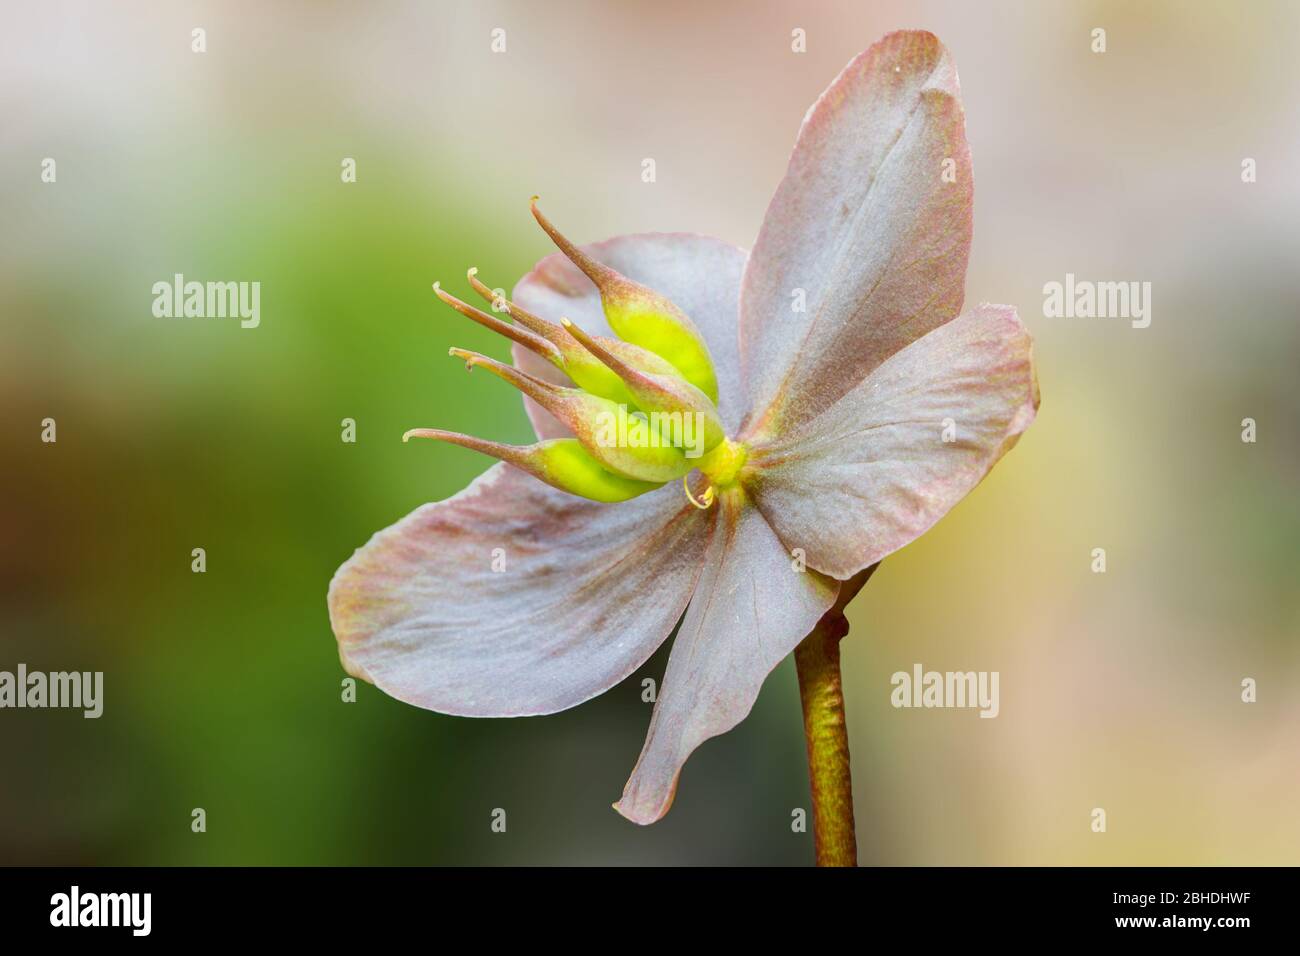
[696,438,748,489]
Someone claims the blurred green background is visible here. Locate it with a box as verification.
[1,0,1297,865]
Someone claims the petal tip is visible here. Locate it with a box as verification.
[610,800,647,826]
[612,788,675,826]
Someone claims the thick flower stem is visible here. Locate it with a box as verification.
[794,563,879,867]
[795,622,855,866]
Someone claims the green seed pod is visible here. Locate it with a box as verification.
[561,316,725,456]
[531,200,719,402]
[464,269,682,409]
[402,431,662,503]
[447,348,693,484]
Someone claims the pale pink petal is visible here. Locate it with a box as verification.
[512,232,748,438]
[615,490,839,824]
[328,464,713,717]
[739,30,973,438]
[745,304,1039,580]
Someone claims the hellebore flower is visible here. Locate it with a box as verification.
[328,30,1039,863]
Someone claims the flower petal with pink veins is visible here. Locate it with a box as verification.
[615,488,839,824]
[328,463,714,717]
[744,304,1039,581]
[739,30,973,439]
[512,233,748,439]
